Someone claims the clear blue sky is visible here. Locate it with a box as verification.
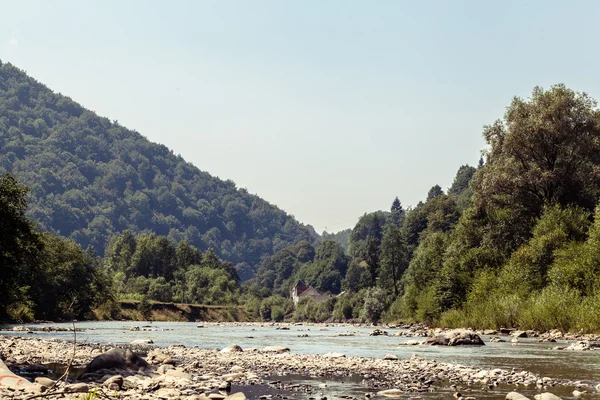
[2,0,600,233]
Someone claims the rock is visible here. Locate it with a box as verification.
[572,390,585,397]
[262,346,290,353]
[34,377,54,388]
[156,388,182,399]
[221,344,243,353]
[512,331,528,338]
[506,392,530,400]
[564,340,599,351]
[370,329,388,336]
[130,338,153,345]
[490,337,506,343]
[0,359,36,391]
[157,364,175,374]
[166,368,192,381]
[147,349,174,365]
[383,354,398,360]
[64,382,89,393]
[422,330,485,346]
[12,326,31,332]
[534,394,562,400]
[377,389,404,397]
[81,348,150,374]
[209,394,226,400]
[322,352,345,358]
[405,340,422,345]
[226,393,247,400]
[103,375,124,390]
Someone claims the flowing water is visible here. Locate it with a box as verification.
[2,321,599,399]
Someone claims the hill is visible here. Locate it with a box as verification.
[0,61,318,272]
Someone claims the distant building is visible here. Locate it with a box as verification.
[291,280,330,305]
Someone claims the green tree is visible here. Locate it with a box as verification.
[0,173,42,319]
[379,226,408,296]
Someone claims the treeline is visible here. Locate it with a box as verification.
[4,58,600,332]
[0,60,318,273]
[246,85,600,332]
[0,174,110,322]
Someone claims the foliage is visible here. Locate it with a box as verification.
[0,62,318,281]
[361,287,387,324]
[0,173,42,319]
[321,229,351,254]
[259,295,293,321]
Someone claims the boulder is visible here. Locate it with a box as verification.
[369,329,388,336]
[64,382,89,393]
[147,349,174,365]
[130,338,153,345]
[377,389,404,397]
[383,354,398,360]
[103,375,124,390]
[423,330,485,346]
[261,346,290,353]
[81,348,150,375]
[34,377,54,388]
[506,392,530,400]
[0,359,36,391]
[226,393,247,400]
[220,344,243,353]
[322,352,345,358]
[157,364,175,374]
[534,393,562,400]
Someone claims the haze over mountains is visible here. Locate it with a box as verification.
[0,60,320,273]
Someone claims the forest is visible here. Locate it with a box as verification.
[2,59,600,332]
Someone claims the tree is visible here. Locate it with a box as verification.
[388,197,405,228]
[472,84,600,255]
[0,173,42,319]
[362,287,387,324]
[427,185,444,201]
[379,226,409,296]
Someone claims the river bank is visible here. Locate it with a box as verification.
[0,328,598,400]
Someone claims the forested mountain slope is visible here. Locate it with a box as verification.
[0,61,318,269]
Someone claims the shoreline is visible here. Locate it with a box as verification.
[0,332,595,400]
[4,320,600,343]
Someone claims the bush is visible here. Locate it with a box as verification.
[361,287,387,324]
[260,295,293,321]
[138,296,152,320]
[271,306,285,322]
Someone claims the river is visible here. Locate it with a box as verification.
[1,321,599,399]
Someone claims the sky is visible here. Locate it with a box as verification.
[2,0,600,233]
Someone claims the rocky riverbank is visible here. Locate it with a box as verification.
[0,334,597,400]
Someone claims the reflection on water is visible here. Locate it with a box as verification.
[2,321,599,392]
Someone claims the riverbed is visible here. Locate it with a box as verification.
[1,321,599,399]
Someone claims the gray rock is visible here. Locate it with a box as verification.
[377,389,404,397]
[103,375,124,390]
[34,377,54,388]
[0,359,36,391]
[221,344,243,353]
[262,346,290,353]
[423,331,485,346]
[130,338,153,345]
[64,382,89,393]
[506,392,530,400]
[81,348,150,375]
[158,364,175,374]
[534,393,562,400]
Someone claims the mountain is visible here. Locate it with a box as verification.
[0,61,318,271]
